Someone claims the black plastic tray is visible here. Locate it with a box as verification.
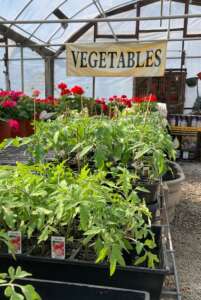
[0,227,168,300]
[0,278,150,300]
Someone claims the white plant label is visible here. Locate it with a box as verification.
[51,236,65,259]
[7,231,22,254]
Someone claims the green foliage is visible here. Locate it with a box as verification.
[0,162,158,275]
[0,232,41,300]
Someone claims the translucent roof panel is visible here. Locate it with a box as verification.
[0,0,134,53]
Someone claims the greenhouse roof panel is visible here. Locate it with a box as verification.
[0,0,134,52]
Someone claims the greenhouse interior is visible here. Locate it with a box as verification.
[0,0,201,299]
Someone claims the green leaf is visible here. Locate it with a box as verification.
[111,244,125,267]
[79,145,93,159]
[4,286,12,297]
[136,241,144,255]
[96,247,108,263]
[15,267,32,279]
[80,204,89,230]
[109,256,117,276]
[10,291,24,300]
[53,131,60,144]
[134,253,147,266]
[147,252,159,269]
[144,239,156,250]
[21,285,41,300]
[84,228,102,236]
[8,267,15,281]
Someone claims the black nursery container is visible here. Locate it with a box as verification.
[0,227,168,300]
[0,278,150,300]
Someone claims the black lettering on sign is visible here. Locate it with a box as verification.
[127,52,135,68]
[154,49,162,67]
[80,51,88,68]
[89,51,98,68]
[99,52,107,68]
[71,50,80,67]
[145,50,154,67]
[107,52,118,68]
[136,51,145,68]
[117,52,126,68]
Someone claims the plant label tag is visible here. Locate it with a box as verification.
[143,167,149,177]
[182,151,189,159]
[51,236,65,259]
[7,231,22,254]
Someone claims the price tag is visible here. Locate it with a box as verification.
[8,231,22,254]
[51,236,65,259]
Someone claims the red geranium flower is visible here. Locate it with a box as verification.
[7,119,20,132]
[61,88,71,96]
[96,98,105,104]
[32,89,40,97]
[2,100,17,108]
[71,85,84,95]
[101,103,108,111]
[197,72,201,80]
[58,82,67,90]
[142,94,157,102]
[132,97,141,103]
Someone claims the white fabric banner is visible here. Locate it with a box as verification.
[66,41,167,77]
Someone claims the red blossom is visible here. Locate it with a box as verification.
[2,100,17,108]
[58,82,67,90]
[61,88,71,96]
[142,94,157,102]
[197,72,201,80]
[101,103,108,111]
[132,97,141,103]
[96,98,105,104]
[7,119,20,132]
[71,85,84,95]
[32,89,40,97]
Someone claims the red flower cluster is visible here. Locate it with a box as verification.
[0,90,25,102]
[32,89,40,97]
[7,119,20,132]
[35,96,58,106]
[71,85,84,95]
[57,82,85,96]
[95,98,108,111]
[109,95,132,108]
[1,100,17,108]
[58,82,71,96]
[197,72,201,80]
[132,94,157,103]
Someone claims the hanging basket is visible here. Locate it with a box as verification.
[186,77,198,87]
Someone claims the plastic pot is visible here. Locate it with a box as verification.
[135,181,160,204]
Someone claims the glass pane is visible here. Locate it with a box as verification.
[9,61,22,90]
[95,77,133,98]
[0,61,6,90]
[98,10,136,35]
[24,59,45,96]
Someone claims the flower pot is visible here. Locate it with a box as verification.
[162,162,185,222]
[0,278,150,300]
[0,121,12,142]
[135,181,160,205]
[0,227,168,300]
[18,120,34,137]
